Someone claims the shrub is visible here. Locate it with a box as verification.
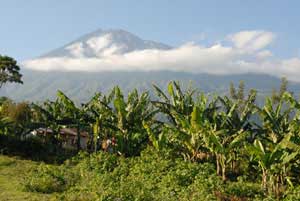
[25,148,272,200]
[74,151,119,174]
[24,164,77,193]
[283,185,300,201]
[221,180,264,200]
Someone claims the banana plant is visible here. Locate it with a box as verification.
[82,90,115,151]
[199,91,256,181]
[98,87,158,156]
[151,81,206,159]
[32,100,61,128]
[247,133,300,197]
[217,90,257,174]
[165,93,218,161]
[257,95,293,143]
[56,90,89,150]
[203,121,250,181]
[31,99,67,147]
[246,92,300,196]
[152,81,196,127]
[143,121,166,152]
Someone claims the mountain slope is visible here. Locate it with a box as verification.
[1,70,299,103]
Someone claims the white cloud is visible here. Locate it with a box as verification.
[23,30,300,82]
[228,31,275,52]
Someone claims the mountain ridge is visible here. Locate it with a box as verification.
[1,70,299,103]
[41,28,171,58]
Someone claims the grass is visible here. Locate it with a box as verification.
[0,151,273,201]
[0,155,53,201]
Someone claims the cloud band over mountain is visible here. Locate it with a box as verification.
[23,30,300,82]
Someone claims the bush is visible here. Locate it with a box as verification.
[25,147,274,200]
[221,180,264,200]
[24,164,77,193]
[74,151,120,174]
[283,185,300,201]
[56,148,222,200]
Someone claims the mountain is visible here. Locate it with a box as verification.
[2,70,300,103]
[1,29,300,103]
[42,29,171,58]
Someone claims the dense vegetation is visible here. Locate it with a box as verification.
[2,78,300,200]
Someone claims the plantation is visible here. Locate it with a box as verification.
[1,79,300,200]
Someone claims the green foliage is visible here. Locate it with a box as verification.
[222,179,264,199]
[0,101,32,137]
[3,80,300,199]
[283,185,300,200]
[74,151,119,174]
[24,164,77,193]
[20,148,281,200]
[0,155,52,200]
[51,148,222,201]
[0,55,23,88]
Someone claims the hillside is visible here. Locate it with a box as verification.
[2,70,300,103]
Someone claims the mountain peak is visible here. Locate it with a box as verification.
[42,28,171,58]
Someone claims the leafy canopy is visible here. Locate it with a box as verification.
[0,55,23,88]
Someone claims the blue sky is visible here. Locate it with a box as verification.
[0,0,299,61]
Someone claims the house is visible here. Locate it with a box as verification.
[59,128,89,150]
[24,127,89,150]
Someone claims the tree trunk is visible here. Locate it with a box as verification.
[216,154,220,176]
[262,169,268,193]
[222,165,226,181]
[232,152,237,174]
[275,176,279,198]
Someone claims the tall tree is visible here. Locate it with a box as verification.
[0,55,23,88]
